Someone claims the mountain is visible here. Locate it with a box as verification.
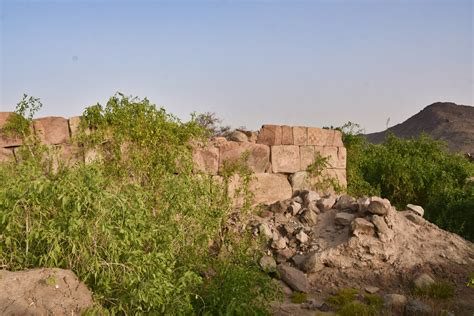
[366,102,474,154]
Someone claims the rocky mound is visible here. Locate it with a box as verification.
[247,191,474,315]
[366,102,474,154]
[0,268,93,315]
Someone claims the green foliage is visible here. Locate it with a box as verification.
[327,288,382,316]
[341,122,474,241]
[327,288,359,308]
[467,274,474,288]
[0,93,278,314]
[290,292,307,304]
[306,151,343,194]
[337,301,377,316]
[193,111,232,138]
[3,94,42,138]
[414,281,455,300]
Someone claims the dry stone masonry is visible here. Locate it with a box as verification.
[0,114,347,205]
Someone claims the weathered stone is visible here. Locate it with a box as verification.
[306,200,321,214]
[333,130,344,147]
[259,255,277,271]
[372,215,392,240]
[291,254,307,268]
[384,294,407,308]
[277,264,310,293]
[271,145,300,173]
[357,197,371,215]
[281,125,294,145]
[365,286,379,294]
[317,196,336,212]
[368,197,391,215]
[300,252,325,273]
[292,126,307,145]
[351,218,375,237]
[321,168,347,189]
[258,223,273,239]
[84,148,103,165]
[405,212,426,225]
[307,127,331,146]
[0,147,15,163]
[300,145,315,170]
[287,201,302,216]
[272,237,287,250]
[248,131,258,143]
[228,130,248,142]
[33,117,70,145]
[219,141,270,173]
[251,173,293,205]
[257,125,282,146]
[68,116,84,137]
[292,195,304,204]
[299,209,318,226]
[270,199,292,213]
[0,112,24,147]
[407,204,424,217]
[277,248,296,263]
[405,299,432,315]
[334,195,358,211]
[413,273,435,289]
[193,145,219,174]
[334,212,355,226]
[289,171,311,192]
[296,231,309,243]
[301,191,320,206]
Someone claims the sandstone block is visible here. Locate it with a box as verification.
[300,146,315,170]
[292,126,307,145]
[337,147,347,169]
[271,145,300,173]
[34,117,70,145]
[321,168,347,189]
[0,147,15,163]
[289,171,310,192]
[307,127,330,146]
[219,141,270,173]
[257,125,281,146]
[193,145,219,175]
[277,264,310,293]
[281,125,294,145]
[250,173,292,205]
[333,130,344,147]
[0,112,23,147]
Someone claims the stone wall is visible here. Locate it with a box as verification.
[0,113,347,206]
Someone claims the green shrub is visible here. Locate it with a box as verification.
[0,93,278,314]
[327,288,359,308]
[414,281,455,300]
[290,292,307,304]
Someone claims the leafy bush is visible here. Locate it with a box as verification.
[327,288,382,316]
[290,292,307,304]
[341,123,474,241]
[414,281,455,300]
[0,93,278,314]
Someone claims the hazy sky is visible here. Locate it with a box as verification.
[1,0,472,132]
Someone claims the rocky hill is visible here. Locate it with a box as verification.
[366,102,474,154]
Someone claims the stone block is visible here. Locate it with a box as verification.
[0,147,15,163]
[333,130,344,147]
[250,173,292,205]
[219,141,270,173]
[271,145,300,173]
[321,168,347,188]
[193,145,219,175]
[0,112,23,147]
[337,146,347,169]
[34,117,70,145]
[289,171,311,192]
[300,146,315,170]
[292,126,307,145]
[281,125,294,145]
[257,125,281,146]
[307,127,329,146]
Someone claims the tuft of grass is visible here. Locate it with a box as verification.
[414,281,455,300]
[364,293,384,308]
[327,288,359,308]
[290,292,307,304]
[338,301,375,316]
[43,275,57,286]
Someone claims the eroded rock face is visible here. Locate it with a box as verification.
[0,268,93,315]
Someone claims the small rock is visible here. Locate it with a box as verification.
[405,212,425,225]
[302,191,320,205]
[368,197,391,215]
[334,212,355,226]
[317,196,336,212]
[407,204,424,217]
[228,130,248,142]
[404,299,432,315]
[384,294,407,308]
[292,196,304,204]
[279,280,293,295]
[296,231,309,243]
[259,255,277,271]
[258,223,273,239]
[334,195,358,211]
[291,254,307,268]
[365,286,379,294]
[351,218,375,237]
[270,199,292,213]
[287,201,302,216]
[299,209,318,226]
[271,237,287,250]
[371,215,391,238]
[276,248,295,263]
[413,273,435,289]
[302,297,324,310]
[277,264,310,293]
[357,197,371,215]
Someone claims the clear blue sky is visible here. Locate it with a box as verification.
[1,0,472,132]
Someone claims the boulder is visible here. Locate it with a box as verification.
[406,204,424,217]
[193,145,219,174]
[33,117,70,145]
[277,264,310,293]
[228,130,248,142]
[259,255,277,271]
[334,212,355,226]
[0,268,93,315]
[270,199,292,213]
[368,197,391,215]
[272,237,288,250]
[334,195,358,211]
[292,126,307,145]
[317,196,336,212]
[351,218,375,237]
[271,145,300,173]
[257,125,282,146]
[357,197,371,215]
[299,209,318,226]
[250,173,293,205]
[301,191,320,206]
[413,273,435,289]
[287,201,302,216]
[219,141,270,173]
[405,212,426,225]
[296,231,309,243]
[365,286,379,294]
[404,299,432,315]
[384,294,407,308]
